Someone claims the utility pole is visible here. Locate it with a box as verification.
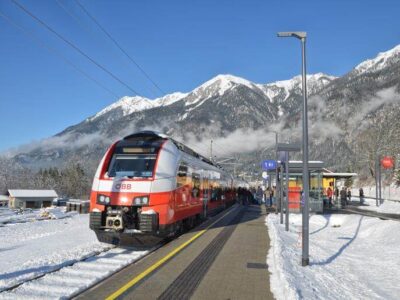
[375,153,379,206]
[279,166,283,224]
[285,151,290,231]
[210,140,213,162]
[275,132,279,213]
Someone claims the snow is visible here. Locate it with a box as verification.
[264,73,336,92]
[184,74,258,107]
[154,92,187,106]
[266,213,400,300]
[261,73,336,103]
[352,185,400,201]
[201,74,256,93]
[355,44,400,74]
[0,209,109,292]
[0,248,148,299]
[89,96,154,121]
[0,208,150,299]
[0,207,77,225]
[356,198,400,215]
[350,186,400,214]
[88,92,187,122]
[86,72,338,122]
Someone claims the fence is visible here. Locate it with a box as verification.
[66,199,90,214]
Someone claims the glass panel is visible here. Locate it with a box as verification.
[107,154,157,178]
[177,163,188,187]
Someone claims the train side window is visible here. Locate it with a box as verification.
[202,177,209,198]
[192,173,200,198]
[177,163,188,188]
[210,181,219,201]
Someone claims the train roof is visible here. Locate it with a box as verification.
[123,131,222,170]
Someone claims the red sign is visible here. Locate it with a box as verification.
[381,156,394,169]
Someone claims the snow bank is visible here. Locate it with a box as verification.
[357,198,400,214]
[266,213,400,300]
[352,185,400,201]
[0,207,76,225]
[0,213,111,292]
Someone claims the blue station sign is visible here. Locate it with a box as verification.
[261,160,277,170]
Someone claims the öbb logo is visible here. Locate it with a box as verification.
[114,183,132,190]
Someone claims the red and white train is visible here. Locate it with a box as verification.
[89,131,242,245]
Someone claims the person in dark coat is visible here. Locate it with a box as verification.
[347,188,352,204]
[340,187,347,208]
[359,187,364,204]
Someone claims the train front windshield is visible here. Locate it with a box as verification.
[107,154,157,178]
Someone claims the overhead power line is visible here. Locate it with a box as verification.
[55,0,93,36]
[74,0,166,96]
[11,0,140,96]
[0,10,120,99]
[55,0,155,98]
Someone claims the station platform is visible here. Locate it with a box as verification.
[76,204,274,300]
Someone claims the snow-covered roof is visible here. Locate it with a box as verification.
[8,189,58,198]
[0,195,8,201]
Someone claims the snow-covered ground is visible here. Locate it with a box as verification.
[0,208,150,299]
[267,213,400,300]
[0,207,77,225]
[355,197,400,215]
[352,185,400,201]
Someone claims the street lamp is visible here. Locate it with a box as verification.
[277,31,310,266]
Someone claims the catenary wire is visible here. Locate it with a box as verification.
[11,0,141,96]
[0,10,121,100]
[10,0,237,163]
[55,0,93,36]
[55,0,156,98]
[74,0,165,96]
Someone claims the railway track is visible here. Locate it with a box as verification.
[0,245,157,300]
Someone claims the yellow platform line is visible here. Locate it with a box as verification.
[106,205,238,300]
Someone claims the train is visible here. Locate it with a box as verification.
[89,131,244,245]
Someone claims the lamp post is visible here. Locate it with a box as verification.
[277,31,310,266]
[273,131,279,214]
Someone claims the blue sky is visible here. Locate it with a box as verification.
[0,0,399,151]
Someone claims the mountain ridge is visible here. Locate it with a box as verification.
[4,43,400,181]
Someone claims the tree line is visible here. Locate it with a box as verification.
[0,163,91,199]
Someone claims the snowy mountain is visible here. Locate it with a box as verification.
[7,44,400,180]
[88,92,188,122]
[354,45,400,75]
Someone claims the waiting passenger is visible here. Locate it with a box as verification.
[327,187,333,208]
[347,188,352,204]
[340,187,347,208]
[359,188,364,204]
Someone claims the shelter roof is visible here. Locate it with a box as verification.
[8,189,58,198]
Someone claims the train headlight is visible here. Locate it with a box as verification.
[133,196,149,206]
[97,194,110,205]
